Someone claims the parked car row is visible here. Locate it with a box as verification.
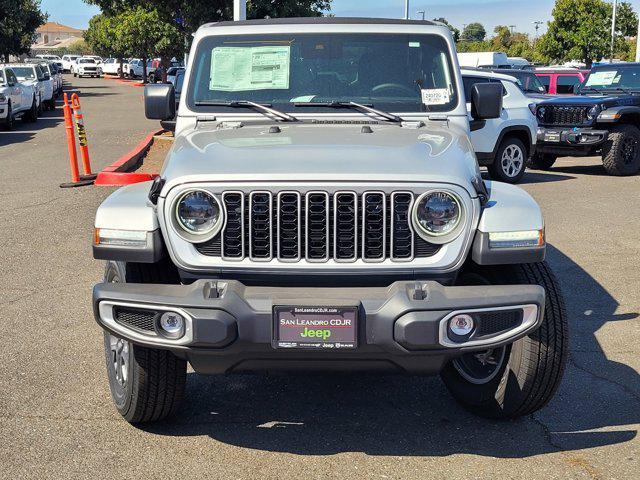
[0,59,63,130]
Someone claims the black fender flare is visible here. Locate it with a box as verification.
[597,105,640,123]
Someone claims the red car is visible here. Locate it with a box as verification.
[535,69,590,95]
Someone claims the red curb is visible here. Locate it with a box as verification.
[95,129,165,186]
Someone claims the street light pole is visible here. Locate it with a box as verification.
[234,0,247,21]
[405,0,410,20]
[532,21,543,44]
[417,11,425,20]
[610,0,618,63]
[636,17,640,62]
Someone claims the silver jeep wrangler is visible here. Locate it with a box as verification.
[92,18,567,423]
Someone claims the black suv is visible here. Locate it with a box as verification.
[533,63,640,176]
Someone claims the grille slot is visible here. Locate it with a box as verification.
[362,192,386,261]
[540,105,589,126]
[305,192,330,262]
[277,192,301,261]
[334,192,358,261]
[113,307,157,334]
[391,192,414,261]
[196,190,442,262]
[249,191,273,261]
[222,192,244,260]
[476,310,523,337]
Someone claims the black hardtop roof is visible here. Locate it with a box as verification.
[202,17,438,29]
[592,62,640,69]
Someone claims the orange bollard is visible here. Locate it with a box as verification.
[70,93,97,180]
[60,93,93,188]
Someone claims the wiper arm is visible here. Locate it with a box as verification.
[294,101,404,123]
[612,87,633,94]
[194,100,299,122]
[580,86,601,93]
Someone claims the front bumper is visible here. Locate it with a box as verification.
[537,127,608,155]
[93,280,545,375]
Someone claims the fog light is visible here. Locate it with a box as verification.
[159,311,185,338]
[449,314,474,337]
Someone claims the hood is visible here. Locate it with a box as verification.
[537,94,625,106]
[161,121,480,195]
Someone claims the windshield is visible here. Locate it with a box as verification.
[0,71,4,84]
[188,33,458,113]
[13,67,36,80]
[509,72,546,93]
[582,68,640,92]
[79,59,95,64]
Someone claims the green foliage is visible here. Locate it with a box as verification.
[85,0,332,36]
[461,23,486,42]
[84,13,122,57]
[59,39,92,55]
[0,0,48,61]
[433,17,460,42]
[537,0,637,67]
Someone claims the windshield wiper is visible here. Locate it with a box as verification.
[294,101,404,123]
[611,87,633,94]
[580,86,602,94]
[194,100,299,122]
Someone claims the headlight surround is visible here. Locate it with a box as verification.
[586,105,600,121]
[536,106,546,121]
[412,190,465,244]
[172,189,224,243]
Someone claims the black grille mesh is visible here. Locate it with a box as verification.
[335,193,357,260]
[278,193,300,259]
[222,193,243,258]
[476,310,523,337]
[540,105,589,126]
[250,193,272,259]
[113,307,157,333]
[195,191,441,261]
[363,193,385,260]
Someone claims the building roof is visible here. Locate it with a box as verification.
[31,36,84,50]
[37,22,84,34]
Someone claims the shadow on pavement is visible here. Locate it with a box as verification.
[140,245,638,458]
[550,164,609,176]
[0,108,64,147]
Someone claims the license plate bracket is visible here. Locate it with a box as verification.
[272,306,358,350]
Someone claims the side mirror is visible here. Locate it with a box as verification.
[144,83,175,120]
[471,82,503,120]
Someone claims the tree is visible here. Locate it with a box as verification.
[433,17,460,42]
[461,22,486,42]
[85,13,128,76]
[0,0,48,61]
[537,0,638,68]
[491,25,512,51]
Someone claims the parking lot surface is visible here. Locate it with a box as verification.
[0,75,638,479]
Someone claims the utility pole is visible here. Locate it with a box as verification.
[405,0,410,20]
[234,0,247,21]
[532,21,543,44]
[417,11,425,21]
[610,0,618,63]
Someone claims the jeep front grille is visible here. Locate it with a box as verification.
[539,105,589,126]
[196,191,441,263]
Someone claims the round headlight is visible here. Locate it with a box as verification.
[412,191,464,243]
[536,106,546,120]
[586,105,599,120]
[174,190,223,240]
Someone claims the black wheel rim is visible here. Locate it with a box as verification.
[452,347,507,385]
[621,136,638,165]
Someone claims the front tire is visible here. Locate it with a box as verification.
[529,153,557,170]
[441,262,568,419]
[487,137,528,184]
[3,102,14,130]
[602,124,640,176]
[102,261,186,424]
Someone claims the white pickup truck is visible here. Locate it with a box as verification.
[0,65,38,129]
[61,55,81,73]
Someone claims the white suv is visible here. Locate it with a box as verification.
[61,55,81,73]
[461,69,538,183]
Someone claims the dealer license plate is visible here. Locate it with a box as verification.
[544,131,561,143]
[273,306,358,350]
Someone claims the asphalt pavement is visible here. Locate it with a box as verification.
[0,75,638,479]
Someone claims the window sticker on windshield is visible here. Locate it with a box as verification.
[210,46,291,91]
[586,71,617,86]
[421,88,450,105]
[409,42,421,48]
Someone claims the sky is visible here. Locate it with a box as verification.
[41,0,558,35]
